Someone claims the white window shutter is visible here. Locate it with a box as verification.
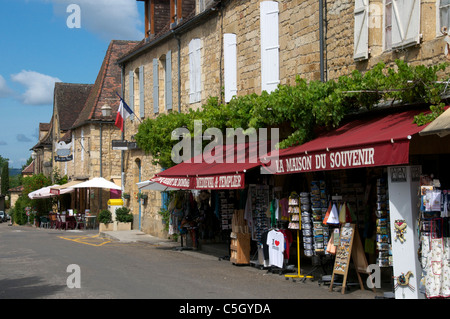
[139,65,145,118]
[224,33,237,103]
[260,1,279,94]
[153,58,159,114]
[128,70,134,116]
[189,38,202,103]
[354,0,369,60]
[439,0,450,33]
[391,0,420,49]
[166,50,173,110]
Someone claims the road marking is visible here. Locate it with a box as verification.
[58,233,112,246]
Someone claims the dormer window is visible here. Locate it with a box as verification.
[170,0,182,28]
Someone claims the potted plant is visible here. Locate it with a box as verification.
[98,209,113,232]
[114,207,133,231]
[122,193,130,200]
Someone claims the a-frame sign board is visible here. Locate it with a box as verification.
[329,223,373,294]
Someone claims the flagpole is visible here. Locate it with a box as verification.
[115,91,142,124]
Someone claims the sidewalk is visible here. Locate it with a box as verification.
[99,230,230,259]
[100,230,178,245]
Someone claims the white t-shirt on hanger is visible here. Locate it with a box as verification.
[267,229,285,268]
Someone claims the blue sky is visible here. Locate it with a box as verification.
[0,0,145,168]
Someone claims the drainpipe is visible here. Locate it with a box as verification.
[99,122,103,210]
[120,65,125,193]
[319,0,325,82]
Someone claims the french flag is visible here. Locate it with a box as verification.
[115,95,133,132]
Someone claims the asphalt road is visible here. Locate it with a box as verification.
[0,222,386,302]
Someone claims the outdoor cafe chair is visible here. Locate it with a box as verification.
[40,216,50,228]
[49,213,59,229]
[75,213,85,230]
[57,213,65,230]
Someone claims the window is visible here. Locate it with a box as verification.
[354,0,369,60]
[170,0,181,27]
[390,0,420,49]
[438,0,450,35]
[224,33,237,103]
[260,1,279,94]
[384,0,392,51]
[189,38,202,104]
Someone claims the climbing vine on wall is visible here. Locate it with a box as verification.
[135,60,449,169]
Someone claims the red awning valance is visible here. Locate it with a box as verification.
[153,142,265,190]
[264,108,429,175]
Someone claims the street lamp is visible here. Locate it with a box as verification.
[101,103,112,117]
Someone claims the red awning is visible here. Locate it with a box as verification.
[264,108,430,175]
[153,142,265,190]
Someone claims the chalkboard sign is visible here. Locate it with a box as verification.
[329,223,370,294]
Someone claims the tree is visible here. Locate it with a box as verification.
[1,160,9,195]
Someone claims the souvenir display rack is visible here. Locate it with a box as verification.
[285,192,314,282]
[375,178,391,267]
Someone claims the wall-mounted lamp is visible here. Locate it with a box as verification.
[101,103,112,117]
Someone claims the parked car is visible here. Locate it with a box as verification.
[0,211,6,222]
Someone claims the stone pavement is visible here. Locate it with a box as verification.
[99,230,394,299]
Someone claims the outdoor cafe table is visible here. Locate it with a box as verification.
[85,216,97,229]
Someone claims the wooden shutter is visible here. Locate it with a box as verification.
[139,65,145,118]
[354,0,369,60]
[153,58,159,114]
[260,1,279,94]
[224,33,237,103]
[189,38,202,103]
[165,50,173,110]
[391,0,420,49]
[128,70,134,116]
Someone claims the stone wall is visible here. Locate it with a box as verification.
[120,0,449,238]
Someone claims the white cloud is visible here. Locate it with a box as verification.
[49,0,144,40]
[10,70,61,105]
[0,75,13,98]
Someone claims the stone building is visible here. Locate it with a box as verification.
[116,0,450,238]
[65,40,138,214]
[30,122,53,176]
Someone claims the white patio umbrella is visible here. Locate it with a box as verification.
[137,179,183,191]
[71,177,122,190]
[28,184,59,199]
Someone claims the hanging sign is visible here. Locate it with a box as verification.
[55,141,73,162]
[112,140,138,150]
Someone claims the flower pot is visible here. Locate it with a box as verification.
[114,221,132,231]
[99,223,114,232]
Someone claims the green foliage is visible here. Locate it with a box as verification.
[135,60,448,168]
[12,196,28,225]
[115,207,133,223]
[98,209,112,224]
[1,161,9,196]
